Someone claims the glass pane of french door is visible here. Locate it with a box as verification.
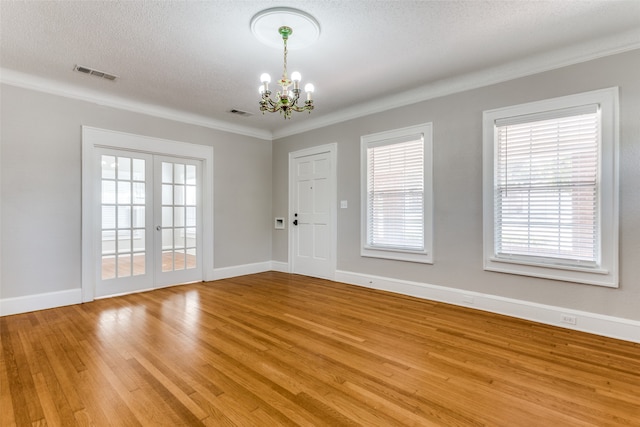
[161,161,197,271]
[101,155,147,278]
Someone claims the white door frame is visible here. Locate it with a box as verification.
[288,143,337,279]
[81,126,214,302]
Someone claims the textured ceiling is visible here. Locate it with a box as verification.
[1,1,639,139]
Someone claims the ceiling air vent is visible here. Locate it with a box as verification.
[74,64,118,81]
[228,109,253,117]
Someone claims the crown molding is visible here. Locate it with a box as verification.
[2,28,638,142]
[0,68,273,141]
[272,28,640,139]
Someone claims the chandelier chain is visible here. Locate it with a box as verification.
[283,37,288,79]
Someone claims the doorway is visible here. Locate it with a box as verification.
[82,127,214,301]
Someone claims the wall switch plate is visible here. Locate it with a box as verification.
[340,200,348,209]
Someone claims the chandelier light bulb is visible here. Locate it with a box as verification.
[259,85,265,94]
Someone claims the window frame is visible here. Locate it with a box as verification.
[482,87,619,287]
[361,122,433,264]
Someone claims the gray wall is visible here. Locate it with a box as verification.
[1,84,272,299]
[272,49,640,321]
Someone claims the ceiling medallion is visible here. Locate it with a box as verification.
[251,8,320,119]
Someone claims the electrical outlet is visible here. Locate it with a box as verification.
[561,314,577,325]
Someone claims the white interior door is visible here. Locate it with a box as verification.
[290,145,336,279]
[94,150,202,298]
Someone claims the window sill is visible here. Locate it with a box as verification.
[484,257,617,288]
[362,247,433,264]
[489,256,608,275]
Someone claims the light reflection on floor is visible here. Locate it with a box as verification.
[97,306,141,339]
[160,289,201,351]
[94,288,203,363]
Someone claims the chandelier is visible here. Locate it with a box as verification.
[258,26,314,119]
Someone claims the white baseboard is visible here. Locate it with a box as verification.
[335,270,640,344]
[0,288,83,317]
[5,266,637,344]
[211,261,273,281]
[270,261,290,273]
[1,261,275,316]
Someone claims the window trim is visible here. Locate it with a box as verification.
[482,87,619,287]
[361,122,433,264]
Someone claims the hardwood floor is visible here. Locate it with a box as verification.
[2,272,639,426]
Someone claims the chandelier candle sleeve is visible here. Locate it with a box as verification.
[291,72,301,90]
[258,26,315,119]
[260,73,271,93]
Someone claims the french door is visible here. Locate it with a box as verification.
[95,149,202,298]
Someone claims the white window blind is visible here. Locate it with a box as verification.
[367,136,424,251]
[494,104,599,266]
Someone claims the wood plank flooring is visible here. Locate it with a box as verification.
[2,271,639,426]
